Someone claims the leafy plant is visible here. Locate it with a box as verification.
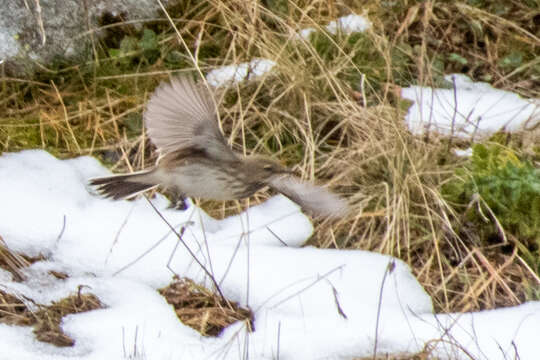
[444,143,540,251]
[108,28,160,65]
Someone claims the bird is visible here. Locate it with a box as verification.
[90,76,348,218]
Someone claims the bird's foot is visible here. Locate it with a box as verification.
[167,197,188,211]
[174,198,188,210]
[164,186,188,211]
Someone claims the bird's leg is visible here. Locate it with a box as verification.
[165,186,188,210]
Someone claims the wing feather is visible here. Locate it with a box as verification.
[269,176,348,219]
[144,76,237,161]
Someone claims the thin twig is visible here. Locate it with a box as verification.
[447,74,458,153]
[276,321,281,360]
[33,0,46,46]
[106,206,135,265]
[269,265,345,309]
[373,260,395,359]
[143,196,226,301]
[55,215,66,245]
[266,226,289,246]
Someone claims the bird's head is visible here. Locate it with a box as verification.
[243,156,294,180]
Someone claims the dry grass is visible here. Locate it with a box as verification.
[0,1,539,351]
[0,243,103,347]
[159,277,253,337]
[33,289,103,346]
[0,287,103,347]
[0,290,34,326]
[0,236,45,282]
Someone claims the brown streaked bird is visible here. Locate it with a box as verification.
[90,76,348,218]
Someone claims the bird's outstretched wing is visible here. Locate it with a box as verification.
[144,76,237,161]
[269,176,348,219]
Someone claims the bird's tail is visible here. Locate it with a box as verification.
[89,170,158,200]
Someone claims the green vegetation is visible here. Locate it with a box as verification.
[444,143,540,270]
[108,28,161,66]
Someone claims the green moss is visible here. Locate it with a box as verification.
[1,117,44,150]
[1,115,85,157]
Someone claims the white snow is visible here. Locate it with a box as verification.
[454,148,473,157]
[427,302,540,360]
[298,27,316,40]
[206,58,276,87]
[325,14,372,35]
[401,74,540,139]
[0,149,539,359]
[298,14,371,40]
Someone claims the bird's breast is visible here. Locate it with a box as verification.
[158,163,264,200]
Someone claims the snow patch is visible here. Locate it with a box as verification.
[402,74,540,139]
[206,58,276,87]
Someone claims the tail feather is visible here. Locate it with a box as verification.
[90,171,157,200]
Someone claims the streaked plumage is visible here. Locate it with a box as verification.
[90,76,348,218]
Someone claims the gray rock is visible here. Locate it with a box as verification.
[0,0,171,75]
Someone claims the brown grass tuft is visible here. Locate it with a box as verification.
[0,290,34,326]
[0,287,103,347]
[159,277,253,336]
[0,237,45,282]
[33,288,103,347]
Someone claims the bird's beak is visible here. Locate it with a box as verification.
[283,168,299,176]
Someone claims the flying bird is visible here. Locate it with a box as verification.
[90,76,348,218]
